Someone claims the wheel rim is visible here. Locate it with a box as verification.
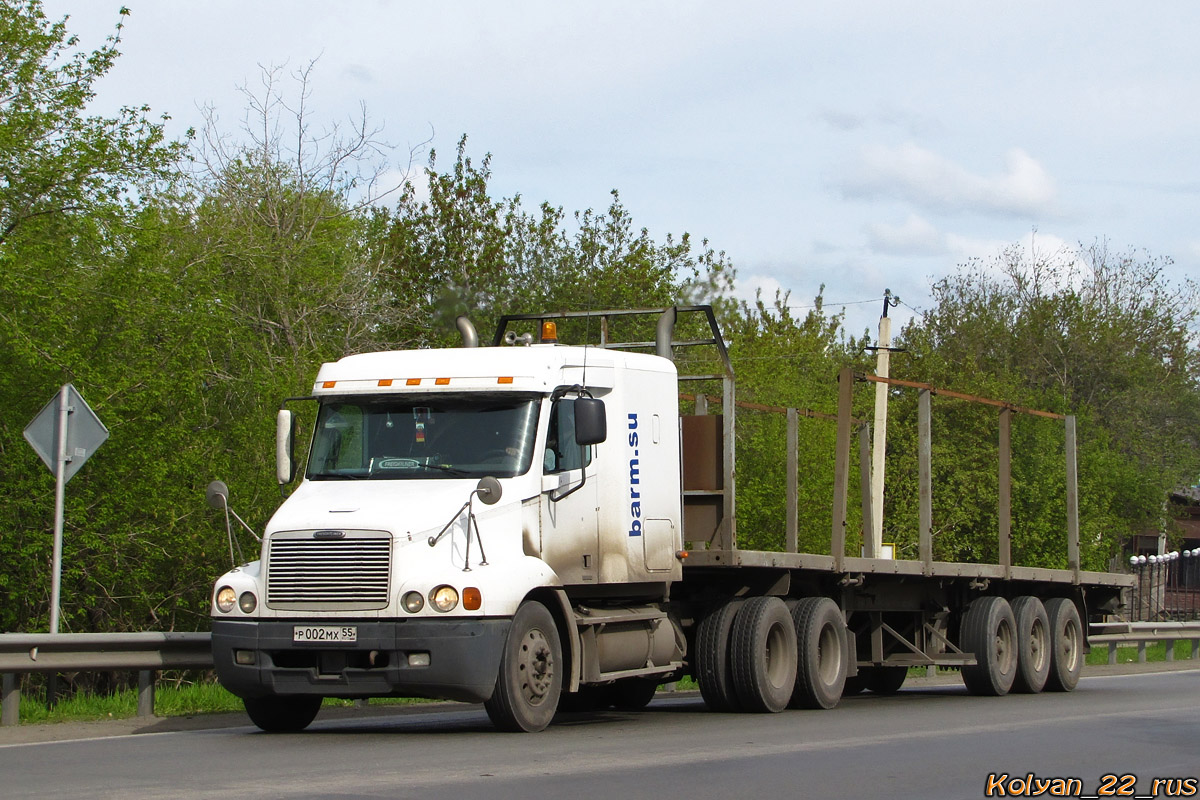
[1028,617,1048,673]
[995,618,1015,672]
[1059,618,1080,672]
[817,622,842,685]
[519,627,555,706]
[765,621,790,688]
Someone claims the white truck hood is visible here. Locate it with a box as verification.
[266,478,514,537]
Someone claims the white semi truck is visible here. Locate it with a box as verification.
[210,306,1131,732]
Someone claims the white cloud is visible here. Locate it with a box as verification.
[731,273,785,306]
[837,144,1057,218]
[866,214,946,256]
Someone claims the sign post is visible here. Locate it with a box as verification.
[23,384,109,633]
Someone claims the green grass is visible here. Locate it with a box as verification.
[13,681,245,725]
[7,680,433,725]
[1086,638,1198,666]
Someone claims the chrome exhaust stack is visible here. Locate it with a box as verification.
[656,306,678,361]
[456,315,480,348]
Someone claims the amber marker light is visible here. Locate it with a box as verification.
[435,377,451,386]
[497,377,513,384]
[406,378,421,386]
[676,550,690,560]
[540,321,558,343]
[322,381,336,388]
[378,379,393,387]
[463,587,482,611]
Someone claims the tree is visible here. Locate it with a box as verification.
[889,242,1200,569]
[383,136,736,348]
[0,2,186,634]
[0,1,178,246]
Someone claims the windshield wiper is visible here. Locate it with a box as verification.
[412,462,472,477]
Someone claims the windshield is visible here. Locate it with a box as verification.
[306,393,540,480]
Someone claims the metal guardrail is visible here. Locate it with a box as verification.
[1089,621,1200,664]
[0,632,213,727]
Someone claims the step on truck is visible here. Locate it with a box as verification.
[209,306,1133,732]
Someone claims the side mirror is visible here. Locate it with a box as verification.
[276,409,297,485]
[573,398,607,445]
[206,480,230,510]
[475,476,502,505]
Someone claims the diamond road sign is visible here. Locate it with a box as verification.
[23,384,109,483]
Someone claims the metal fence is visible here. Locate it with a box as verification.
[0,632,212,727]
[1127,549,1200,622]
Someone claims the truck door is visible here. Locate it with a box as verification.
[539,394,600,585]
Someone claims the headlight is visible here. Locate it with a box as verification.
[216,586,236,613]
[238,592,257,613]
[402,591,424,613]
[429,585,459,613]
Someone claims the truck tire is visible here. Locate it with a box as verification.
[1010,596,1051,694]
[485,601,562,732]
[960,596,1017,696]
[788,597,848,709]
[866,666,907,695]
[243,695,322,733]
[1043,597,1084,692]
[606,678,660,710]
[730,596,798,713]
[695,599,744,712]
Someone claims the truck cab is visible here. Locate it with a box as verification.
[210,322,685,731]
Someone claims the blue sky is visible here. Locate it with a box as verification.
[46,1,1200,337]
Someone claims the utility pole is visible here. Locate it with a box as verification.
[870,290,900,558]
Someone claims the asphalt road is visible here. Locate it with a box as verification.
[2,666,1197,800]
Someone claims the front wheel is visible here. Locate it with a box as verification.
[485,601,562,732]
[243,696,322,733]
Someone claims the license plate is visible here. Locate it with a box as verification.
[293,625,357,643]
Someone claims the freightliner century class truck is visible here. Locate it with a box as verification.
[209,306,1133,732]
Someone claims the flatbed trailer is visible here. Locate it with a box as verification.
[210,306,1133,731]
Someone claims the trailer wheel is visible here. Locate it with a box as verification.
[866,666,907,695]
[485,600,562,732]
[606,678,660,710]
[1010,596,1051,693]
[788,597,848,709]
[695,599,744,712]
[1043,598,1083,692]
[243,695,322,733]
[960,596,1017,696]
[730,596,798,713]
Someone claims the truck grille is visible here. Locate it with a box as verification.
[266,530,391,610]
